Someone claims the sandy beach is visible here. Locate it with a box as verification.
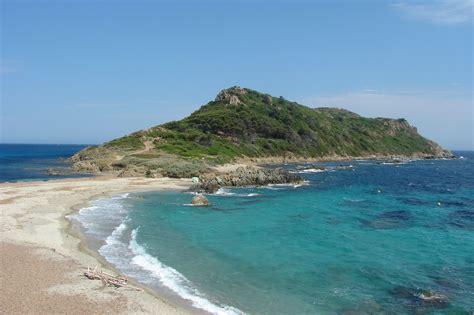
[0,176,193,314]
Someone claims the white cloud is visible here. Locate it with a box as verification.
[300,89,474,150]
[391,0,474,25]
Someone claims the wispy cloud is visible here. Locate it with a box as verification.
[391,0,474,25]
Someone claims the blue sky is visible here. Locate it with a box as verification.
[1,0,472,149]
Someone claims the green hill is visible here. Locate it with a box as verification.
[71,86,450,177]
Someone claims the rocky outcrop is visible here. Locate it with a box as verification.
[426,140,452,157]
[191,194,210,206]
[215,86,247,105]
[197,166,303,193]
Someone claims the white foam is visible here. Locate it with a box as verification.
[297,168,326,174]
[105,222,127,245]
[73,193,244,314]
[70,193,131,240]
[214,188,236,196]
[260,186,284,190]
[128,230,244,315]
[213,188,260,197]
[343,197,366,203]
[98,221,132,268]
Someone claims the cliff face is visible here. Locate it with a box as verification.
[71,86,451,177]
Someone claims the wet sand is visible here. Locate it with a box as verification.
[0,176,192,314]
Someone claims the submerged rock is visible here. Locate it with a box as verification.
[191,194,210,206]
[389,286,449,309]
[361,210,412,229]
[338,301,383,315]
[447,210,474,230]
[379,210,411,220]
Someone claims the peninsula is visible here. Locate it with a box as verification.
[71,86,451,181]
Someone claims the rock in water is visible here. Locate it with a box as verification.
[192,194,210,206]
[198,166,303,193]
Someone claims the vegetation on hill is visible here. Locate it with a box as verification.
[71,86,450,177]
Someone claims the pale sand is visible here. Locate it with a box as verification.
[0,176,193,314]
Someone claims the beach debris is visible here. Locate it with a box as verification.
[84,265,142,291]
[192,194,210,206]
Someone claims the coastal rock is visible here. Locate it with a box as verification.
[418,291,449,306]
[46,168,74,176]
[72,161,101,173]
[118,165,147,177]
[198,166,303,193]
[296,165,326,171]
[192,194,210,206]
[389,286,449,309]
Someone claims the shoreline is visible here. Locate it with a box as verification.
[0,176,195,314]
[235,152,455,166]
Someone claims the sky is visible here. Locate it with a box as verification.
[1,0,473,150]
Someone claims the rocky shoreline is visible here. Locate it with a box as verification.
[194,166,303,193]
[234,152,456,165]
[59,152,460,193]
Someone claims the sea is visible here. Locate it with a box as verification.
[70,151,474,314]
[0,144,90,182]
[2,144,473,314]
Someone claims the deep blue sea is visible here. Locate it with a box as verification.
[0,144,90,182]
[71,151,474,314]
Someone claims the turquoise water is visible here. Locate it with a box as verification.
[73,152,474,314]
[0,144,90,182]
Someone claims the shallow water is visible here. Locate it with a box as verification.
[72,151,474,314]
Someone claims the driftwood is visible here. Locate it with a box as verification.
[84,265,142,291]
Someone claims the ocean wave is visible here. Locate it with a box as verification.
[75,194,244,314]
[261,181,308,190]
[260,186,285,190]
[98,221,132,266]
[105,222,128,246]
[128,229,244,315]
[342,197,366,203]
[213,188,261,197]
[296,168,326,174]
[69,193,131,239]
[381,161,411,165]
